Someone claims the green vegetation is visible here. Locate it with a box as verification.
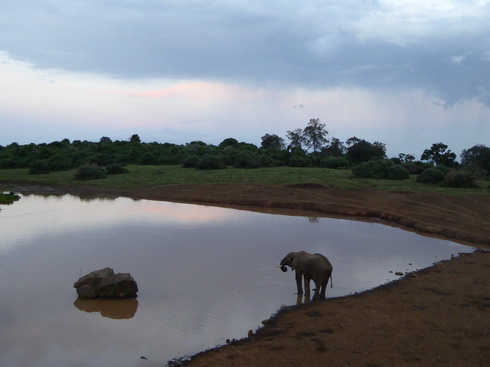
[74,164,107,180]
[0,192,21,205]
[0,165,488,195]
[1,119,489,193]
[352,159,409,180]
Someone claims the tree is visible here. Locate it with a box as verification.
[398,153,415,162]
[286,118,329,153]
[286,128,305,151]
[219,138,239,148]
[99,136,113,144]
[129,134,141,144]
[421,142,457,167]
[461,144,490,172]
[303,118,329,153]
[346,138,386,164]
[322,137,346,157]
[261,134,285,150]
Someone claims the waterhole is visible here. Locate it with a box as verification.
[0,193,473,366]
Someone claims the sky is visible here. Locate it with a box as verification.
[1,0,489,158]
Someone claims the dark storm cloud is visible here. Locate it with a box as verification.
[1,0,489,105]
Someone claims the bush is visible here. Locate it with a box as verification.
[416,166,450,184]
[195,155,227,170]
[234,152,260,169]
[289,155,308,167]
[444,170,476,188]
[28,160,51,174]
[74,164,107,180]
[258,154,275,167]
[47,154,73,171]
[182,155,200,168]
[386,165,410,180]
[320,157,350,169]
[0,158,19,169]
[352,159,409,180]
[106,163,129,175]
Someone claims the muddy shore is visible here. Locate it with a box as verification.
[8,183,490,366]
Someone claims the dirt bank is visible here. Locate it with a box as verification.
[10,183,490,366]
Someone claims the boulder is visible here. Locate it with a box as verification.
[74,268,138,299]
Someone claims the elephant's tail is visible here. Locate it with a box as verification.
[329,272,333,288]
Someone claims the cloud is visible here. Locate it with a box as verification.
[0,1,489,157]
[1,0,489,106]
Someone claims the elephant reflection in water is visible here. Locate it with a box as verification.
[279,251,333,303]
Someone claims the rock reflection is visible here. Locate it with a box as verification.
[74,298,138,319]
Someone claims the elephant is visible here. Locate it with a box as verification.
[280,251,333,300]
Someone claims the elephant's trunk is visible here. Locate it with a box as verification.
[280,265,288,272]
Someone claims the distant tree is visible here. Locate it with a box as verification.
[322,137,346,157]
[99,136,113,144]
[185,140,203,146]
[461,144,490,172]
[286,128,305,151]
[346,138,386,164]
[261,134,285,150]
[345,136,361,147]
[302,118,329,153]
[219,138,239,148]
[286,118,329,153]
[421,142,457,167]
[129,134,141,144]
[398,153,415,162]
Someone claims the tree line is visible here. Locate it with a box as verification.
[0,119,488,187]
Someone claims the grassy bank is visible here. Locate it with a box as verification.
[0,165,488,194]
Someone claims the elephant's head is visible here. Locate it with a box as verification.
[279,252,297,272]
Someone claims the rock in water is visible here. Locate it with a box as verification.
[98,273,139,298]
[74,268,138,299]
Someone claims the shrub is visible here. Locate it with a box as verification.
[444,170,476,188]
[47,154,73,171]
[74,164,107,180]
[386,165,410,180]
[289,155,308,167]
[28,160,51,174]
[352,159,390,179]
[258,154,275,167]
[182,155,200,168]
[106,163,129,175]
[234,152,260,169]
[352,159,409,180]
[0,158,19,169]
[416,166,450,184]
[320,157,350,169]
[195,155,227,170]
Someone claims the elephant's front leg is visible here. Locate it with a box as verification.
[295,271,304,294]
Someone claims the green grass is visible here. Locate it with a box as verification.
[0,192,21,205]
[0,165,488,194]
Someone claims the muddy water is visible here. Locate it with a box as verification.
[0,194,473,366]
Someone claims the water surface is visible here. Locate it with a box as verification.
[0,193,473,366]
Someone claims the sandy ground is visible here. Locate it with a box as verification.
[9,183,490,366]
